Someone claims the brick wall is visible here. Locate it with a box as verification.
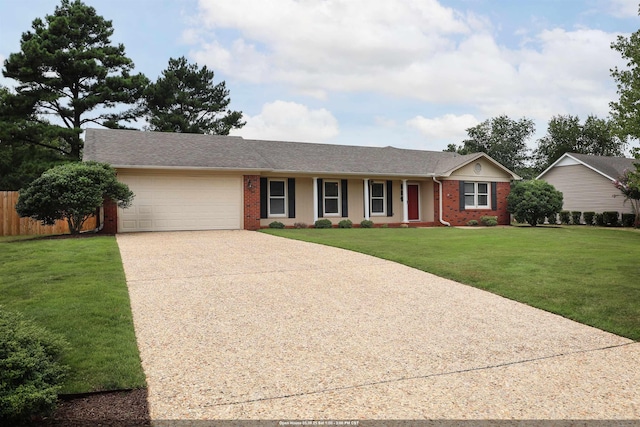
[100,198,118,234]
[438,180,511,226]
[243,175,261,231]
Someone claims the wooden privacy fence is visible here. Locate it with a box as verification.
[0,191,97,237]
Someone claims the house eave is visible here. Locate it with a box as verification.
[111,165,270,173]
[536,153,617,181]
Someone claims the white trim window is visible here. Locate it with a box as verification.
[464,182,490,209]
[268,179,287,217]
[370,181,386,215]
[323,180,341,216]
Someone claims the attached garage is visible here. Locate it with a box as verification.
[117,171,243,232]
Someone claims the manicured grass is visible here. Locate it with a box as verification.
[263,226,640,341]
[0,236,145,394]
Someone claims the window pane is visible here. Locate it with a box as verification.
[325,181,339,197]
[372,199,384,213]
[270,180,285,197]
[478,183,488,194]
[371,183,384,198]
[270,198,285,214]
[465,195,475,206]
[478,195,488,206]
[325,198,339,213]
[464,183,475,194]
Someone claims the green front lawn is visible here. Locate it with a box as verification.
[264,226,640,341]
[0,236,145,394]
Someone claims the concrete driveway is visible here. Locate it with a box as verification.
[116,230,639,420]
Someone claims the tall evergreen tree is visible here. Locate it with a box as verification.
[143,56,245,134]
[2,0,148,160]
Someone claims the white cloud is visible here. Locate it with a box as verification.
[608,0,638,18]
[407,114,479,143]
[231,100,339,142]
[188,0,628,141]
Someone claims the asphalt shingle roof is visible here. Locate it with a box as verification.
[83,128,513,178]
[566,153,637,180]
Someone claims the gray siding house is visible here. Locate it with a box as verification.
[537,153,637,214]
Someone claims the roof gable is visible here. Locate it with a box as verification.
[537,153,637,181]
[83,129,519,178]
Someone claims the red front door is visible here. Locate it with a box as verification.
[408,184,419,221]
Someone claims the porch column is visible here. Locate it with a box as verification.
[402,179,409,223]
[313,177,319,223]
[363,178,370,220]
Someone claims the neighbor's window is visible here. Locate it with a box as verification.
[464,182,489,209]
[269,179,286,216]
[370,181,386,215]
[324,180,340,215]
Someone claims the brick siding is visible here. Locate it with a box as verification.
[243,175,261,230]
[437,180,511,226]
[100,197,118,234]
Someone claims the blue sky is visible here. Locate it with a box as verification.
[1,0,639,152]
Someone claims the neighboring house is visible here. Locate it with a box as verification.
[537,152,637,214]
[83,129,520,233]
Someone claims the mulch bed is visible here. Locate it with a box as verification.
[32,389,151,427]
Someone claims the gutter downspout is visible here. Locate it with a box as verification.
[432,177,451,227]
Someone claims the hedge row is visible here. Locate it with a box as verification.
[550,211,637,227]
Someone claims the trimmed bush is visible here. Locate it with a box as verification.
[338,219,353,228]
[622,213,636,227]
[571,211,582,225]
[314,219,333,229]
[583,212,596,226]
[360,220,374,228]
[506,180,563,226]
[480,216,498,227]
[559,211,571,225]
[293,222,307,229]
[546,213,558,225]
[0,307,68,425]
[594,213,605,226]
[603,211,620,227]
[467,220,479,226]
[268,221,285,229]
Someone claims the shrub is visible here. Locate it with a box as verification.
[507,180,563,227]
[583,212,596,226]
[559,211,571,225]
[467,220,479,226]
[338,219,353,228]
[480,216,498,227]
[0,307,68,425]
[380,223,389,228]
[622,213,636,227]
[15,162,134,235]
[293,222,307,229]
[360,220,374,228]
[594,213,605,226]
[268,221,285,229]
[546,213,558,225]
[603,211,620,226]
[314,219,332,229]
[571,211,582,225]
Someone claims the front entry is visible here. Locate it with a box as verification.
[407,184,420,221]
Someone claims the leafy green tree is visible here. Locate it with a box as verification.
[507,180,563,227]
[613,160,640,227]
[611,11,640,142]
[448,115,535,176]
[143,56,245,134]
[534,115,625,173]
[16,162,134,234]
[2,0,148,160]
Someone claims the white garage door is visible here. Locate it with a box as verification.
[117,172,242,232]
